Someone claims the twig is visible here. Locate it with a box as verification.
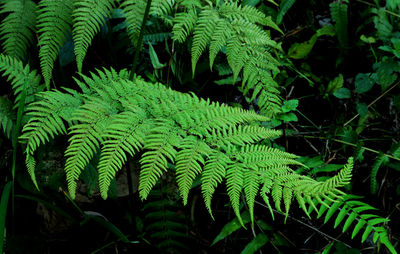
[344,82,399,127]
[254,201,352,248]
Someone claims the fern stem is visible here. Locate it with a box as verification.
[254,201,352,248]
[129,0,153,79]
[343,81,399,127]
[355,0,400,19]
[300,135,400,162]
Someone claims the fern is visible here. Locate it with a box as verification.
[0,96,15,139]
[72,0,115,72]
[0,0,37,60]
[121,0,175,44]
[276,0,296,25]
[20,68,347,221]
[0,54,43,109]
[370,153,389,195]
[143,189,191,253]
[37,0,74,88]
[315,195,396,254]
[172,1,283,116]
[330,1,348,49]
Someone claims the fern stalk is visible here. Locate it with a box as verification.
[129,0,153,79]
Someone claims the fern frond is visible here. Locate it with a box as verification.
[0,0,37,60]
[72,0,115,72]
[243,166,259,224]
[20,89,81,157]
[0,96,15,139]
[201,151,230,217]
[150,0,175,18]
[218,2,268,26]
[120,0,147,43]
[26,153,39,189]
[370,154,389,194]
[98,111,149,199]
[226,163,245,224]
[65,97,117,198]
[37,0,73,88]
[209,19,231,69]
[139,121,183,200]
[172,8,197,43]
[176,136,211,205]
[191,7,219,74]
[330,1,348,48]
[316,195,396,253]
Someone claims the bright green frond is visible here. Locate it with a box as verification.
[139,122,182,200]
[176,136,211,205]
[98,111,149,199]
[26,154,39,190]
[172,9,197,43]
[0,54,43,108]
[150,0,175,18]
[226,163,245,225]
[37,0,73,88]
[120,0,147,43]
[65,97,117,198]
[209,19,231,69]
[72,0,115,72]
[20,89,81,156]
[201,151,230,217]
[0,0,37,60]
[191,7,219,75]
[243,167,259,224]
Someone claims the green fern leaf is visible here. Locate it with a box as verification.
[176,136,211,205]
[0,0,37,60]
[72,0,115,72]
[330,1,348,48]
[243,167,259,224]
[172,9,197,43]
[139,122,182,200]
[209,19,231,70]
[191,7,219,75]
[276,0,296,25]
[201,151,230,217]
[0,54,43,108]
[65,97,117,198]
[226,163,245,225]
[37,0,73,89]
[0,96,15,139]
[26,154,39,189]
[98,111,149,199]
[370,153,389,194]
[120,0,147,43]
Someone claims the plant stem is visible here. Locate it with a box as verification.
[129,0,153,80]
[300,135,400,162]
[343,81,399,127]
[355,0,400,19]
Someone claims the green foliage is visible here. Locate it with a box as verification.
[37,0,73,88]
[330,1,348,49]
[172,1,284,116]
[315,195,396,253]
[73,0,115,72]
[0,0,37,60]
[142,189,190,253]
[20,68,355,227]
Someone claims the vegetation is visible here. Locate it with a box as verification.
[0,0,399,253]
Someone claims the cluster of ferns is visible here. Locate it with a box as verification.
[0,0,396,252]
